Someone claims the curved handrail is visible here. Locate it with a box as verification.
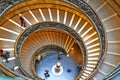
[0,62,33,80]
[103,63,120,80]
[15,53,36,79]
[0,62,17,78]
[0,0,25,18]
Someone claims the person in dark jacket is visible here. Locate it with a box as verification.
[20,16,26,27]
[44,70,50,77]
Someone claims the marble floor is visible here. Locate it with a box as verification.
[35,52,80,80]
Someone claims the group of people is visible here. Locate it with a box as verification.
[43,52,82,79]
[0,48,10,63]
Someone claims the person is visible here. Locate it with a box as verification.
[44,70,50,77]
[0,48,4,56]
[0,49,4,63]
[77,64,82,71]
[58,52,63,60]
[0,48,4,60]
[19,16,26,27]
[2,51,10,63]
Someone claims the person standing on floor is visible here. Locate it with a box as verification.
[77,64,82,71]
[58,52,63,60]
[44,70,50,77]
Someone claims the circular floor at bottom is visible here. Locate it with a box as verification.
[35,52,80,80]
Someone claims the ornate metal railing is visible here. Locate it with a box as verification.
[0,0,25,17]
[0,62,32,80]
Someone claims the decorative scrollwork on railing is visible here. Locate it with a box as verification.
[0,0,24,17]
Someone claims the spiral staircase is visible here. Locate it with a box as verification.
[0,0,120,80]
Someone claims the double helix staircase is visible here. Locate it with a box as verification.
[0,0,120,80]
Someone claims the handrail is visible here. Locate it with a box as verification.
[105,0,120,17]
[0,62,33,80]
[0,0,25,18]
[15,54,36,79]
[0,62,17,78]
[103,63,120,80]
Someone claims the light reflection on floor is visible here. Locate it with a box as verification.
[35,53,80,80]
